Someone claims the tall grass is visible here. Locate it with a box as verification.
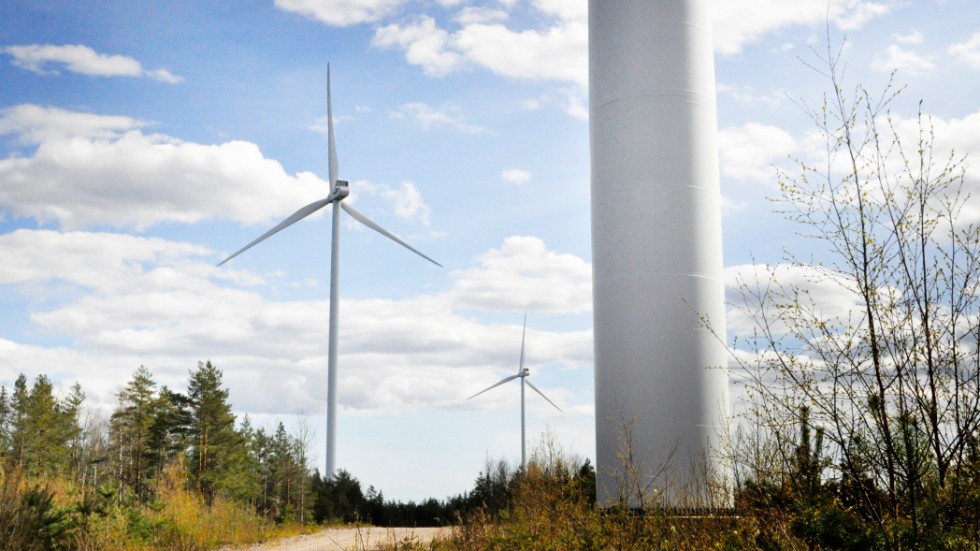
[425,435,794,551]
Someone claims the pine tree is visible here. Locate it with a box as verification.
[110,366,159,499]
[187,360,239,502]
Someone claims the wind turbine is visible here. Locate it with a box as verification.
[218,66,441,480]
[468,315,562,468]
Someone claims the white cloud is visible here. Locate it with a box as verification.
[454,6,508,25]
[0,228,210,290]
[502,168,531,185]
[872,44,936,75]
[145,68,183,84]
[893,30,924,45]
[717,83,785,107]
[0,230,591,415]
[0,104,329,230]
[373,17,463,76]
[395,102,489,134]
[725,263,863,338]
[530,0,586,22]
[717,122,800,185]
[274,0,406,26]
[720,108,980,226]
[449,236,592,314]
[350,180,432,226]
[369,1,888,122]
[372,13,587,87]
[372,5,587,120]
[949,32,980,69]
[887,109,980,224]
[712,0,893,55]
[0,104,144,144]
[4,44,182,83]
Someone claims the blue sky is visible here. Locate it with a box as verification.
[2,0,979,501]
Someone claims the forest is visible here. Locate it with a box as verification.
[1,361,582,549]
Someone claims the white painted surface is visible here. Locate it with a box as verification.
[589,0,730,507]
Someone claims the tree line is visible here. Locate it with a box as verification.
[0,361,587,530]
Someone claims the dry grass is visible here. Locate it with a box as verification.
[1,461,308,551]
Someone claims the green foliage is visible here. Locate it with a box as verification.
[0,471,73,551]
[314,468,368,523]
[187,360,240,503]
[1,374,82,477]
[110,366,160,501]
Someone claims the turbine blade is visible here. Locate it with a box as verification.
[217,196,333,266]
[327,64,338,189]
[341,202,442,267]
[467,374,520,400]
[526,380,563,413]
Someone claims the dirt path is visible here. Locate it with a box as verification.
[225,526,450,551]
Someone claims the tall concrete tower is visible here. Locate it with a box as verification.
[589,0,730,508]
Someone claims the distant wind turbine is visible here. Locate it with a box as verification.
[468,315,562,468]
[218,66,441,480]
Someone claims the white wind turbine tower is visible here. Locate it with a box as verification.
[218,66,441,480]
[468,315,562,468]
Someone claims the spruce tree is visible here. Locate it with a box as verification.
[146,386,192,475]
[12,375,76,475]
[9,374,28,465]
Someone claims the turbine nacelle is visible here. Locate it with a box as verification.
[330,180,350,201]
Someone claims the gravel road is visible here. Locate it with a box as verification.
[225,526,450,551]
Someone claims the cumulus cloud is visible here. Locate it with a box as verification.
[887,109,980,223]
[274,0,407,26]
[373,17,463,76]
[373,14,587,86]
[4,44,182,83]
[949,32,980,69]
[367,1,889,121]
[449,236,592,314]
[713,0,894,55]
[0,104,329,230]
[371,5,587,119]
[872,44,936,75]
[718,108,980,225]
[0,230,591,415]
[0,228,210,290]
[717,122,800,186]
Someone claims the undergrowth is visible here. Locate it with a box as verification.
[0,460,308,551]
